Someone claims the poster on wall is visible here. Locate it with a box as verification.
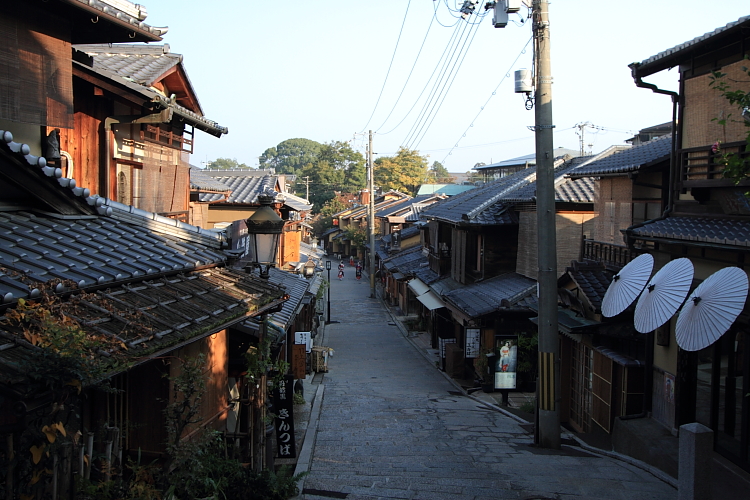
[494,335,518,390]
[465,328,481,358]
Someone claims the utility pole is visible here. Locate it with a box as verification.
[368,130,376,298]
[299,175,311,202]
[533,0,561,449]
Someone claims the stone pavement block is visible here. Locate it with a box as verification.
[296,276,677,500]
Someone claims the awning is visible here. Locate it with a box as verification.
[408,278,430,296]
[416,291,446,310]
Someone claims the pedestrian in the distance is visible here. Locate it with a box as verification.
[338,269,344,280]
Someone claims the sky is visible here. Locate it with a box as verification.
[141,1,749,172]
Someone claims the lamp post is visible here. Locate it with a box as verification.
[325,260,331,324]
[243,191,285,471]
[245,192,285,279]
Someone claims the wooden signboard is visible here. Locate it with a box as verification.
[292,343,306,380]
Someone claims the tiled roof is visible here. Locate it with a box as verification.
[0,267,286,390]
[0,210,228,303]
[417,184,476,196]
[629,216,750,248]
[443,273,537,318]
[423,155,591,223]
[198,174,276,203]
[564,261,613,311]
[475,149,579,171]
[66,0,167,42]
[413,267,440,285]
[500,156,596,203]
[71,57,227,137]
[382,246,427,275]
[567,136,671,179]
[76,43,182,88]
[0,128,233,304]
[281,192,313,212]
[190,167,232,193]
[632,16,750,77]
[421,167,537,224]
[244,267,311,333]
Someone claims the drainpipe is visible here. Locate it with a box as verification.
[624,67,680,418]
[624,66,680,248]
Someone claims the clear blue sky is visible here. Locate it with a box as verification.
[143,1,749,172]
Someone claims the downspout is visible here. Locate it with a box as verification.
[623,65,680,250]
[621,65,680,419]
[104,117,119,200]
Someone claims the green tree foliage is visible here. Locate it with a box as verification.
[259,138,323,174]
[290,140,366,211]
[206,157,252,170]
[374,147,428,195]
[709,62,750,191]
[429,160,455,183]
[311,198,347,235]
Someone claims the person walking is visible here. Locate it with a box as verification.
[338,261,345,280]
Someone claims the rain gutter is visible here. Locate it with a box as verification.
[623,66,680,249]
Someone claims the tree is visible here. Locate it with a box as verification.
[206,157,251,170]
[311,198,347,235]
[259,138,323,174]
[374,147,428,195]
[429,160,455,183]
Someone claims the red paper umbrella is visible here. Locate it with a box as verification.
[675,267,749,351]
[601,253,654,318]
[634,258,694,333]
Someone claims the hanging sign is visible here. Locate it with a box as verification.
[465,328,481,358]
[273,374,297,458]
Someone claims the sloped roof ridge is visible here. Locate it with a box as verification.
[0,130,226,249]
[100,199,225,248]
[634,15,750,73]
[464,168,539,219]
[567,135,671,179]
[71,59,227,136]
[67,0,168,40]
[190,167,232,192]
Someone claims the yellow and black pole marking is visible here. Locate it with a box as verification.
[538,351,555,411]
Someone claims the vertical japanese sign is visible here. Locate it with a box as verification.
[273,374,297,458]
[291,344,306,380]
[494,335,518,390]
[439,337,456,359]
[465,328,481,358]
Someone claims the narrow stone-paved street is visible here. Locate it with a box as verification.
[299,267,676,500]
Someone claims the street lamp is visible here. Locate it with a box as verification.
[245,192,285,279]
[243,191,285,471]
[325,260,331,324]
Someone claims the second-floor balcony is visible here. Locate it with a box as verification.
[582,239,642,271]
[428,248,451,276]
[680,140,750,189]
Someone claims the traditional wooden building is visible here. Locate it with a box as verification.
[625,15,750,471]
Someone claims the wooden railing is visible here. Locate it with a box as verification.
[582,239,641,270]
[158,210,189,223]
[428,251,451,275]
[680,141,750,188]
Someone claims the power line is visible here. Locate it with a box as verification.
[359,0,413,133]
[375,2,439,133]
[401,18,475,148]
[440,34,533,164]
[410,14,486,150]
[379,18,464,135]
